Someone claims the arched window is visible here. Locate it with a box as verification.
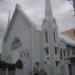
[11,37,22,50]
[45,47,49,55]
[54,30,56,42]
[44,29,48,43]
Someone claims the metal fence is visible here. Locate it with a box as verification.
[0,69,6,75]
[0,69,24,75]
[8,70,15,75]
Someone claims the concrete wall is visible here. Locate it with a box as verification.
[1,8,34,75]
[1,10,32,64]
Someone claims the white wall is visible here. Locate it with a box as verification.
[1,9,32,66]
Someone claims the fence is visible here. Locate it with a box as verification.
[0,69,24,75]
[0,69,6,75]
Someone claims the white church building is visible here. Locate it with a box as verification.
[42,0,60,75]
[1,4,43,75]
[1,0,75,75]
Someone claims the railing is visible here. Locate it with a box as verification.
[64,48,75,59]
[72,49,75,55]
[0,69,24,75]
[0,69,6,75]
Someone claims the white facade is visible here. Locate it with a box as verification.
[42,0,60,75]
[1,0,60,75]
[1,5,43,75]
[1,0,75,75]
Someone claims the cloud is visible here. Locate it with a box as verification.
[54,1,73,16]
[0,0,74,31]
[54,1,74,32]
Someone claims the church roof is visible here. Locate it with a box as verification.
[3,4,37,42]
[59,28,75,46]
[61,28,75,38]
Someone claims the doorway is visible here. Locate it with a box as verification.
[68,64,72,75]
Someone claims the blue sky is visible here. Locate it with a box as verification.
[0,0,75,51]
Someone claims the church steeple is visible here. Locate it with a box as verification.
[45,0,52,18]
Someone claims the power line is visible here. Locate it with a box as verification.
[0,0,27,10]
[0,0,14,7]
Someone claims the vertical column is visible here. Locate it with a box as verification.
[15,68,17,75]
[6,68,8,75]
[23,61,28,75]
[65,64,69,75]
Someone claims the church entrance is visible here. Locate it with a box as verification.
[0,60,24,75]
[68,64,72,75]
[15,60,24,75]
[16,60,23,69]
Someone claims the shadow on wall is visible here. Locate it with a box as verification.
[16,60,23,69]
[33,67,47,75]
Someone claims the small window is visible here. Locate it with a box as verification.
[44,61,47,64]
[45,29,48,43]
[64,51,65,56]
[54,31,56,42]
[60,50,62,60]
[67,49,69,56]
[72,46,75,54]
[45,47,49,55]
[47,57,50,60]
[35,62,39,67]
[55,47,58,54]
[56,61,59,67]
[66,45,70,55]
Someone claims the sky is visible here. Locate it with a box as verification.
[0,0,75,51]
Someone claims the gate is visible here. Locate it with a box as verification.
[15,69,24,75]
[8,70,15,75]
[0,69,6,75]
[0,69,25,75]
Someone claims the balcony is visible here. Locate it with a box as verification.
[64,47,75,59]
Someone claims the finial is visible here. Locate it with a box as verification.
[45,0,52,17]
[16,4,20,9]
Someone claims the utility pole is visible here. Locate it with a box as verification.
[68,0,75,15]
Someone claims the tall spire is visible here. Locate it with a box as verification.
[45,0,52,17]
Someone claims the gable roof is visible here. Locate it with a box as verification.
[3,4,37,42]
[61,28,75,38]
[59,31,75,46]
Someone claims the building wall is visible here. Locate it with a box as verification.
[1,10,34,75]
[1,7,44,75]
[42,17,60,75]
[36,31,44,70]
[1,10,32,64]
[58,38,75,75]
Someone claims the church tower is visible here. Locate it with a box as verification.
[42,0,59,75]
[45,0,52,20]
